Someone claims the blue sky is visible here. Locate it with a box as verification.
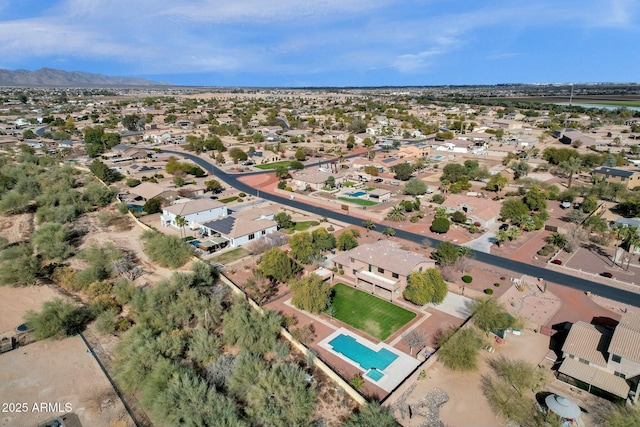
[0,0,638,86]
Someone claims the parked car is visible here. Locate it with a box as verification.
[242,160,255,166]
[389,181,400,186]
[499,223,509,231]
[373,178,384,183]
[600,272,613,278]
[551,259,563,265]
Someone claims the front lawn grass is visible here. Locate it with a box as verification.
[219,196,239,203]
[331,283,416,341]
[282,220,321,234]
[254,161,296,170]
[337,197,378,207]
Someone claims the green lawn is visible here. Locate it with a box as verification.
[331,283,416,341]
[337,197,378,207]
[254,161,297,170]
[219,196,239,203]
[209,247,248,265]
[283,220,320,234]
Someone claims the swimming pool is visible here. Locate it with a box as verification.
[433,155,443,160]
[328,334,398,371]
[189,239,201,247]
[346,191,367,197]
[366,368,384,381]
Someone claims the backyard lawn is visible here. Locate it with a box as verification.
[282,220,320,234]
[331,283,416,341]
[337,197,378,207]
[208,247,248,264]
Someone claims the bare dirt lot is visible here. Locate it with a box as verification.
[0,213,33,244]
[0,335,134,427]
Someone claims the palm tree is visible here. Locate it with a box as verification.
[439,179,451,193]
[386,205,406,222]
[557,157,583,188]
[383,227,396,237]
[546,232,567,248]
[362,219,376,231]
[175,215,187,239]
[458,246,473,259]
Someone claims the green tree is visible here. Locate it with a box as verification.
[175,215,187,239]
[311,227,336,251]
[511,160,530,180]
[122,114,145,131]
[523,186,547,211]
[438,327,484,371]
[486,173,508,192]
[274,212,293,229]
[142,197,163,214]
[471,297,520,332]
[259,248,301,282]
[500,199,529,221]
[336,230,359,251]
[441,163,467,183]
[343,402,399,427]
[294,147,307,161]
[229,147,248,163]
[291,273,332,313]
[386,205,406,222]
[557,156,583,188]
[580,196,598,213]
[391,162,413,181]
[140,230,193,269]
[205,179,223,193]
[403,178,428,196]
[430,217,450,234]
[32,223,73,260]
[403,269,448,306]
[25,298,91,340]
[546,232,567,248]
[90,159,120,184]
[275,166,290,180]
[431,241,459,266]
[326,175,335,188]
[0,243,42,286]
[288,232,319,264]
[383,227,396,237]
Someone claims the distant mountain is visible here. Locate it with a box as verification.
[0,67,171,87]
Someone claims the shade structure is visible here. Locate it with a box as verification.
[545,394,581,419]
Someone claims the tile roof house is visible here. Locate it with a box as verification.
[558,313,640,402]
[291,170,345,191]
[201,214,277,248]
[128,182,179,202]
[161,198,228,229]
[441,194,502,228]
[332,240,434,301]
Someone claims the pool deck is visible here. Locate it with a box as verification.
[319,327,420,393]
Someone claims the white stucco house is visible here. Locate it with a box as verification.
[200,214,277,248]
[161,198,228,229]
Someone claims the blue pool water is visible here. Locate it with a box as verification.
[433,155,443,160]
[329,334,398,371]
[346,191,367,197]
[366,369,384,381]
[189,240,201,247]
[127,204,143,212]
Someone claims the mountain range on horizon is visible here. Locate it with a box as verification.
[0,68,171,87]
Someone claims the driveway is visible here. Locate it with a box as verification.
[464,231,496,253]
[426,292,475,320]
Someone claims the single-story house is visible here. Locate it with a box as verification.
[291,170,345,191]
[161,198,228,229]
[128,182,179,202]
[441,194,502,228]
[332,240,435,301]
[201,215,277,248]
[368,188,392,202]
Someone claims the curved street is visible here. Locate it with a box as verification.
[167,149,640,308]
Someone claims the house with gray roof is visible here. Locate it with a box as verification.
[331,240,434,301]
[200,214,277,248]
[161,198,228,230]
[558,313,640,403]
[592,167,640,189]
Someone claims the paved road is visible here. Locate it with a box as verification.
[169,150,640,308]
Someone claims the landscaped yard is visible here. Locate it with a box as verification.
[337,197,378,207]
[219,196,239,203]
[331,283,416,341]
[208,247,248,264]
[283,220,321,234]
[254,161,297,170]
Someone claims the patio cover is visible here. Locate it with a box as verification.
[559,358,630,398]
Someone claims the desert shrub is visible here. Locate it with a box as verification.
[430,217,450,234]
[238,192,246,197]
[493,282,500,287]
[140,230,194,269]
[450,211,467,224]
[484,288,494,295]
[117,202,129,214]
[438,327,484,371]
[462,275,473,283]
[410,215,420,223]
[277,181,287,190]
[537,245,556,256]
[432,194,445,204]
[285,186,293,192]
[95,307,120,334]
[349,374,364,390]
[126,178,141,187]
[24,298,92,340]
[474,221,481,227]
